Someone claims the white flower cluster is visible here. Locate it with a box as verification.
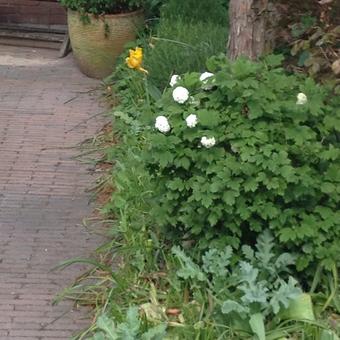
[296,92,307,105]
[185,114,198,128]
[200,72,214,90]
[170,74,181,87]
[155,116,170,133]
[201,136,216,148]
[172,86,189,104]
[199,72,214,83]
[154,72,218,147]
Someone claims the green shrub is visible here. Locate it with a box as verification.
[144,54,340,272]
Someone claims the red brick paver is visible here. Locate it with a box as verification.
[0,46,105,339]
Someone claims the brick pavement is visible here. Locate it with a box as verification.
[0,46,106,339]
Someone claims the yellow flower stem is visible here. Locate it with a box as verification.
[144,75,151,114]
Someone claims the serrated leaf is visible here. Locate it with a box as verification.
[239,261,259,284]
[197,109,220,127]
[269,277,302,314]
[223,190,237,206]
[116,307,140,339]
[202,246,232,277]
[255,230,275,267]
[275,253,296,271]
[221,300,248,315]
[240,281,268,305]
[321,182,335,194]
[91,332,107,340]
[242,245,255,261]
[244,178,259,192]
[158,151,174,168]
[172,246,206,281]
[279,228,296,242]
[96,315,118,340]
[264,54,284,68]
[141,324,167,340]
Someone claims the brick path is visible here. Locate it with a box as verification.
[0,46,105,339]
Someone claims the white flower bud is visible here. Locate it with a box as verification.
[199,72,214,83]
[155,116,170,133]
[296,92,307,105]
[201,136,216,148]
[172,86,189,104]
[170,74,180,87]
[185,114,198,128]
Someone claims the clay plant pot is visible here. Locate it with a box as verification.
[67,9,144,79]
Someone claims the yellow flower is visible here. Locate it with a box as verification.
[126,47,148,74]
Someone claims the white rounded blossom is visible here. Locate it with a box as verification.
[170,74,180,87]
[172,86,189,104]
[155,116,170,133]
[185,114,198,128]
[296,92,307,105]
[199,72,214,83]
[201,136,216,148]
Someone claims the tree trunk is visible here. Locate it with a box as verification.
[228,0,269,60]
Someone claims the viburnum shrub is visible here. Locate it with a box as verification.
[145,54,340,271]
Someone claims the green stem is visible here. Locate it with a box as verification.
[321,263,338,312]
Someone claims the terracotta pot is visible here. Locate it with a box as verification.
[67,9,144,79]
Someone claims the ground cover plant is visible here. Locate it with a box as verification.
[57,1,340,338]
[64,53,340,339]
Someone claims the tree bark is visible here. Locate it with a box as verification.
[228,0,269,60]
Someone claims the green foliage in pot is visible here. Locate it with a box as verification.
[144,54,340,272]
[60,0,145,15]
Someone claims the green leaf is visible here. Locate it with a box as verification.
[269,277,302,314]
[92,332,107,340]
[172,246,206,281]
[223,190,237,206]
[244,178,259,192]
[146,82,162,101]
[275,253,296,271]
[221,300,248,316]
[279,228,296,242]
[242,245,255,261]
[321,182,335,194]
[141,324,167,340]
[255,230,275,267]
[117,307,141,339]
[263,54,284,68]
[281,293,315,321]
[96,315,118,340]
[249,313,266,340]
[197,109,220,127]
[167,178,185,191]
[239,262,259,284]
[202,246,232,277]
[158,151,174,167]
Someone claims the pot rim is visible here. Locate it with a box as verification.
[68,8,144,19]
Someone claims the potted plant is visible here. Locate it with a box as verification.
[60,0,145,79]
